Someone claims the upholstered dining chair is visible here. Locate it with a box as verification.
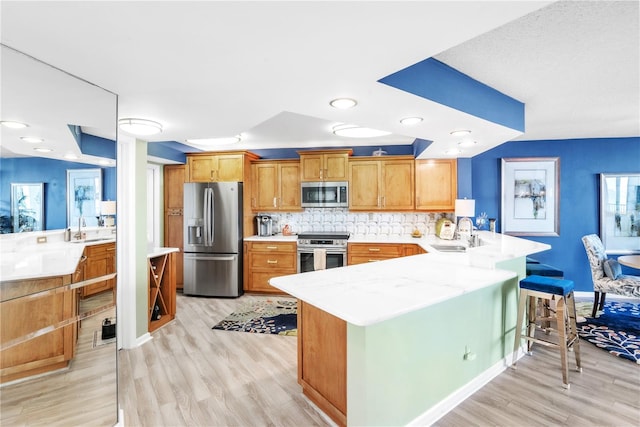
[581,234,640,317]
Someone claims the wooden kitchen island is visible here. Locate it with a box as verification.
[270,231,550,426]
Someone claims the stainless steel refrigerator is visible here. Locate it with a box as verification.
[183,182,243,297]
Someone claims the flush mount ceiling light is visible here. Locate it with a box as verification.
[450,129,471,137]
[1,120,29,129]
[21,136,44,143]
[458,140,478,148]
[33,147,52,153]
[332,124,391,138]
[399,117,423,125]
[186,135,241,146]
[118,118,163,136]
[329,98,357,109]
[444,148,462,155]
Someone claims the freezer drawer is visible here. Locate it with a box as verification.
[183,253,243,297]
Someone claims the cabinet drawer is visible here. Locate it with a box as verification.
[249,271,291,293]
[347,243,403,257]
[249,252,296,270]
[248,242,297,253]
[348,255,394,265]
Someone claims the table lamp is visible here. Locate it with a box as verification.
[455,198,475,239]
[101,200,116,227]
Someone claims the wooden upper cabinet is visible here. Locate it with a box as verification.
[252,160,301,211]
[186,151,258,182]
[415,159,457,211]
[298,149,352,181]
[349,156,414,211]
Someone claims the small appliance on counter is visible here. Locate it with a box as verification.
[435,218,456,240]
[256,215,274,236]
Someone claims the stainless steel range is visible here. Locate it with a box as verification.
[297,232,350,273]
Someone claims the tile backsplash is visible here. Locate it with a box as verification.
[257,208,454,237]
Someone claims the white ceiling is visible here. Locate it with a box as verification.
[1,1,638,164]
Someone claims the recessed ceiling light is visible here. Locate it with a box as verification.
[64,153,79,160]
[332,124,391,138]
[444,148,462,155]
[186,135,241,146]
[450,129,471,137]
[399,117,423,125]
[329,98,357,109]
[118,118,163,136]
[21,136,44,143]
[458,140,477,148]
[33,147,52,153]
[1,120,29,129]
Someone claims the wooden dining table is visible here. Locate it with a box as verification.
[617,255,640,270]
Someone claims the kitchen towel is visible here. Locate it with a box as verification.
[313,248,326,271]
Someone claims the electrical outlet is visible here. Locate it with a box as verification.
[463,346,477,361]
[36,236,47,244]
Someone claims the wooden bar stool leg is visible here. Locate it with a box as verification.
[512,289,528,367]
[556,297,570,389]
[527,295,537,353]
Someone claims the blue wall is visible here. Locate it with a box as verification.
[471,137,640,292]
[0,157,116,232]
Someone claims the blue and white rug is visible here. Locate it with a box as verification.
[578,301,640,364]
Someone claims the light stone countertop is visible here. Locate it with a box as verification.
[148,247,180,258]
[268,231,550,326]
[0,228,117,282]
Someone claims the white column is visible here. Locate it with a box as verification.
[116,134,151,349]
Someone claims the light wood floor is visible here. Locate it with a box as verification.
[3,293,638,426]
[120,293,639,427]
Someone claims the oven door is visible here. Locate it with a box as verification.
[297,249,346,273]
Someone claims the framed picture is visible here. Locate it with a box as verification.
[501,157,560,236]
[11,183,44,232]
[599,173,640,254]
[67,169,102,228]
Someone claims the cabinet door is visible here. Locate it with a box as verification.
[349,161,380,210]
[253,163,279,210]
[381,159,414,210]
[324,153,348,181]
[164,165,185,208]
[278,162,301,210]
[415,159,457,211]
[83,243,115,297]
[187,156,215,182]
[216,155,244,181]
[300,154,323,181]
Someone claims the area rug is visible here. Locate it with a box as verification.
[577,301,640,364]
[212,299,297,336]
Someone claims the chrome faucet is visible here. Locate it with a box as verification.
[74,216,86,240]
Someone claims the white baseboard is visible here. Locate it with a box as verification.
[407,349,526,426]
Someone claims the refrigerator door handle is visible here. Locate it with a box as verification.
[210,187,215,245]
[185,255,236,261]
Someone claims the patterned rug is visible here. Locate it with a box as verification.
[577,301,640,364]
[212,299,297,336]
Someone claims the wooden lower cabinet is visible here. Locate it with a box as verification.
[81,242,116,298]
[244,241,297,293]
[298,301,347,426]
[0,275,77,384]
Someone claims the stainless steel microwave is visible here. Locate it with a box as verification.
[301,181,348,208]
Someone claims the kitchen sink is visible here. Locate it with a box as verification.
[430,244,467,253]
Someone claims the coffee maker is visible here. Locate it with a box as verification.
[256,215,274,237]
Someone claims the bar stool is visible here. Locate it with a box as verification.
[512,275,582,389]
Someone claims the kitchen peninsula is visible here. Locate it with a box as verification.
[269,231,550,426]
